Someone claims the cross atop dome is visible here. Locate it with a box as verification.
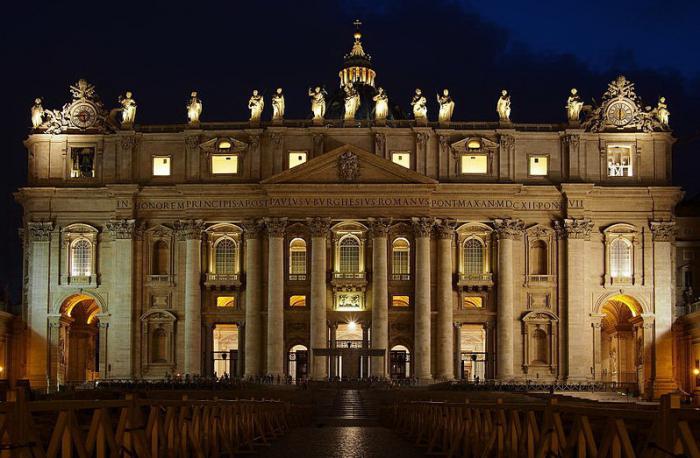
[339,19,376,87]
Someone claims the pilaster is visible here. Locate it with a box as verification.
[264,217,287,377]
[242,220,263,377]
[308,217,331,380]
[368,217,391,378]
[26,222,53,389]
[412,217,434,382]
[436,219,456,380]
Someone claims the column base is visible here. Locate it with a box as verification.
[417,376,433,385]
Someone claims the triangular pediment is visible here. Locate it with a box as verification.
[261,144,438,185]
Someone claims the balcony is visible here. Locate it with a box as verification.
[457,273,494,289]
[288,274,307,281]
[204,273,241,289]
[333,272,366,280]
[527,274,555,285]
[391,273,411,281]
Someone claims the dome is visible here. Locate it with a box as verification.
[324,83,406,121]
[339,20,376,87]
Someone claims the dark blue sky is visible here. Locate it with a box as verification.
[0,0,698,302]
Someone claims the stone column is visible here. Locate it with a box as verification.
[243,221,263,377]
[106,219,138,378]
[494,218,524,379]
[556,218,594,381]
[369,218,391,378]
[308,217,331,380]
[176,219,204,375]
[650,221,678,396]
[264,217,287,377]
[436,220,456,380]
[25,222,53,389]
[412,217,435,382]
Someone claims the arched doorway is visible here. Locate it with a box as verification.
[390,345,410,379]
[288,344,308,382]
[58,294,101,385]
[599,295,645,388]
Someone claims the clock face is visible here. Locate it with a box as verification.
[70,102,98,129]
[606,101,635,127]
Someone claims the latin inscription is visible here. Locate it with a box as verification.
[117,196,581,211]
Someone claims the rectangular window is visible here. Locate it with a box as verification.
[212,155,238,174]
[216,296,235,308]
[70,147,96,178]
[288,151,307,168]
[290,250,307,275]
[607,145,633,177]
[289,295,307,308]
[152,156,171,176]
[528,155,548,176]
[392,249,410,275]
[392,295,410,307]
[391,152,410,168]
[460,154,488,174]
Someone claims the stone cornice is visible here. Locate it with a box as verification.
[650,221,676,242]
[264,217,287,237]
[27,221,54,242]
[307,217,332,238]
[367,218,392,238]
[493,218,524,240]
[174,219,205,241]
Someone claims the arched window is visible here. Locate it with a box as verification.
[215,238,237,275]
[529,240,548,275]
[152,240,169,275]
[151,328,168,363]
[532,329,548,364]
[71,239,92,277]
[463,238,484,275]
[289,238,307,275]
[339,236,361,273]
[610,238,632,278]
[392,238,410,276]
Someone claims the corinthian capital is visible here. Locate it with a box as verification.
[554,218,594,240]
[435,218,457,239]
[650,221,676,242]
[264,217,287,237]
[175,219,205,241]
[493,218,524,240]
[412,217,435,238]
[27,221,54,242]
[368,218,392,238]
[106,219,137,239]
[307,217,332,238]
[241,219,263,240]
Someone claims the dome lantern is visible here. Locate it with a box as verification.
[339,20,376,87]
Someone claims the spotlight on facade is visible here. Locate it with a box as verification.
[693,368,700,376]
[347,321,357,331]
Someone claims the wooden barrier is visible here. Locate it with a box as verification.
[381,395,700,458]
[0,390,307,457]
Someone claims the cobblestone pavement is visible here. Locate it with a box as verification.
[257,426,426,458]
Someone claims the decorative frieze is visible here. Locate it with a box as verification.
[554,218,594,240]
[368,218,392,238]
[307,217,332,237]
[27,221,54,242]
[106,219,137,239]
[650,221,676,242]
[174,219,205,241]
[493,218,524,240]
[411,217,435,237]
[435,218,457,239]
[264,217,287,238]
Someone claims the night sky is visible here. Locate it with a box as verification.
[1,0,699,306]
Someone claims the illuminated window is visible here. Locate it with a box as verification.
[392,238,410,276]
[528,156,548,176]
[289,151,307,168]
[467,139,482,149]
[152,156,171,176]
[391,152,410,168]
[289,238,307,275]
[463,238,484,275]
[217,140,232,150]
[216,296,235,308]
[71,239,92,277]
[215,238,238,274]
[392,295,410,307]
[462,296,483,308]
[212,155,238,174]
[607,145,633,177]
[339,236,361,273]
[460,155,487,174]
[610,238,632,278]
[289,295,307,308]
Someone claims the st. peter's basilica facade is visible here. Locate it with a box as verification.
[16,24,692,398]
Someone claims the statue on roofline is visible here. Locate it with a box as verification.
[31,98,44,128]
[566,88,584,122]
[497,89,511,122]
[343,82,360,121]
[411,88,427,122]
[308,86,327,123]
[656,96,670,127]
[119,91,137,129]
[187,91,203,126]
[373,87,389,121]
[271,87,285,122]
[248,89,264,123]
[437,88,454,124]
